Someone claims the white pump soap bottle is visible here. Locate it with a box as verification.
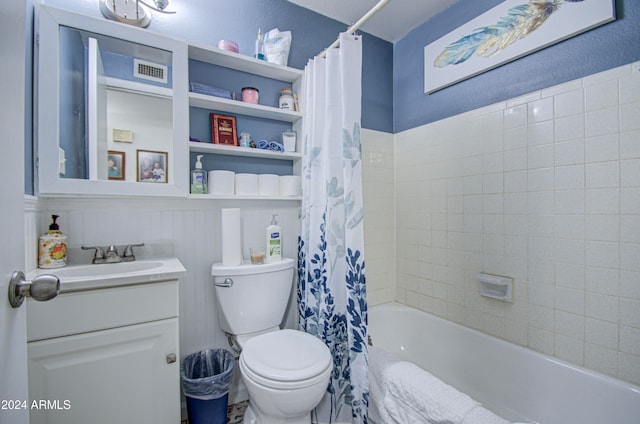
[265,213,282,261]
[191,155,207,194]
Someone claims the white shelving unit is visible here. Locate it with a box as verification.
[187,42,304,201]
[35,5,304,200]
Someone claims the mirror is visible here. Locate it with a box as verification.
[36,5,187,196]
[59,26,173,182]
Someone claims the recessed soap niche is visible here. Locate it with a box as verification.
[476,273,513,302]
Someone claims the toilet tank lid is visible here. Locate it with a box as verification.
[241,329,332,382]
[211,257,294,276]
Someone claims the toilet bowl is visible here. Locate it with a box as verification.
[211,258,332,423]
[239,329,332,424]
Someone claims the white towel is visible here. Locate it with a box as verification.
[368,346,511,424]
[369,347,402,424]
[385,361,480,423]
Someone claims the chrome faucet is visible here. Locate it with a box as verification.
[82,243,145,264]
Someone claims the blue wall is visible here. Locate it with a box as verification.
[394,0,640,133]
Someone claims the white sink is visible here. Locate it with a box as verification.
[30,258,186,292]
[53,261,164,278]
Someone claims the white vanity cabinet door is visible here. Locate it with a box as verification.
[28,318,179,424]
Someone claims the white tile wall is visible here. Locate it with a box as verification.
[362,129,396,306]
[395,61,640,386]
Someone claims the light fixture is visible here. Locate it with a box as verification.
[99,0,176,28]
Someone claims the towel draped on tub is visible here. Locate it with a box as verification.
[369,347,511,424]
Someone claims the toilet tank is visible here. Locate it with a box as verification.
[211,258,295,336]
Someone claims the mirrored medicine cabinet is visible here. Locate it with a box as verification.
[35,5,188,196]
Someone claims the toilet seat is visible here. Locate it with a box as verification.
[241,329,332,390]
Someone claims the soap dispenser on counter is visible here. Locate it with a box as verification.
[38,214,68,269]
[266,213,282,262]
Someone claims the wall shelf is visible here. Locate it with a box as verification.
[188,141,301,161]
[189,92,302,122]
[188,43,304,82]
[105,77,173,99]
[187,194,301,201]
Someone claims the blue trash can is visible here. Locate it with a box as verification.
[181,349,234,424]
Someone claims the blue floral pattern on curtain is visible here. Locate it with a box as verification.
[298,32,368,424]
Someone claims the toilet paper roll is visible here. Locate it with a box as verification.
[221,208,242,266]
[258,174,280,196]
[208,170,235,195]
[279,175,301,196]
[235,173,258,195]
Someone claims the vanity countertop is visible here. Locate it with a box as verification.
[28,257,186,292]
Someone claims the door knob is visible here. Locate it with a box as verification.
[8,271,60,308]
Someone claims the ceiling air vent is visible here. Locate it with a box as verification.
[133,58,168,84]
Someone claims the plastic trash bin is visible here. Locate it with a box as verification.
[181,348,235,424]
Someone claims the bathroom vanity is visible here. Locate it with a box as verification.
[25,258,185,424]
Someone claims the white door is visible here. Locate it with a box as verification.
[0,0,29,423]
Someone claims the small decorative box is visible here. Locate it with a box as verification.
[218,40,239,53]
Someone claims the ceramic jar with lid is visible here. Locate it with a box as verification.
[279,88,293,110]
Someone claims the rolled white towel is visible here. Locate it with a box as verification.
[369,347,402,424]
[384,360,480,423]
[369,346,512,424]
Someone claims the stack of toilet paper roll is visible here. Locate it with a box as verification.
[207,170,300,196]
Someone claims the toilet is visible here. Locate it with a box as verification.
[211,258,332,424]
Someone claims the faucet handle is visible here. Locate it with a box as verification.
[123,243,145,259]
[81,246,106,262]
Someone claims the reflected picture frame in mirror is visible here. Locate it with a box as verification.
[137,149,168,183]
[108,150,125,180]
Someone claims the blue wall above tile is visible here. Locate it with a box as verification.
[394,0,640,133]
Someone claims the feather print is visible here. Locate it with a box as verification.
[434,0,584,68]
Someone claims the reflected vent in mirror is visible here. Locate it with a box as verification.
[133,58,168,84]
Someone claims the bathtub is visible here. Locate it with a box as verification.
[368,302,640,424]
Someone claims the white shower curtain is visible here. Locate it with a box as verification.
[298,33,368,424]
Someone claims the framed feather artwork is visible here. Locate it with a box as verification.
[424,0,615,93]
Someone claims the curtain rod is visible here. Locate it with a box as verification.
[318,0,390,58]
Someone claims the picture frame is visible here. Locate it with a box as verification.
[210,113,238,146]
[107,150,125,181]
[424,0,615,93]
[136,149,168,183]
